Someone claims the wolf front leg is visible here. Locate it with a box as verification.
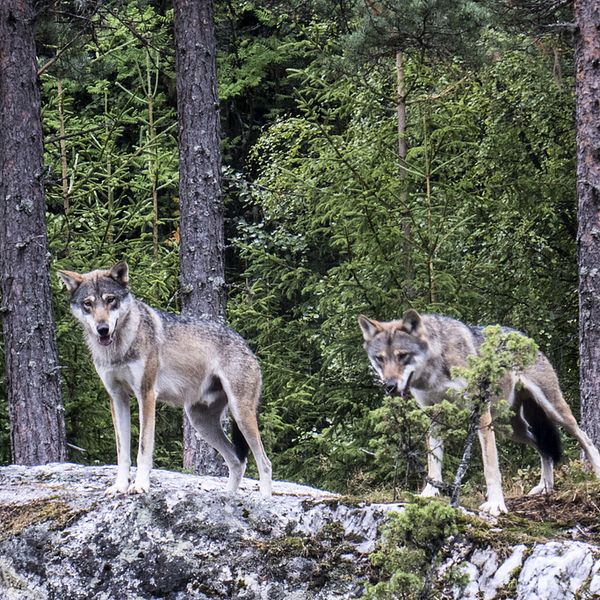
[421,427,444,497]
[129,362,157,494]
[477,407,508,516]
[106,386,132,494]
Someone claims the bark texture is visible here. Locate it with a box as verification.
[396,50,413,295]
[0,0,67,463]
[173,0,227,475]
[576,0,600,449]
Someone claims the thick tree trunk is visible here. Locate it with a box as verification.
[576,0,600,448]
[173,0,228,476]
[0,0,67,464]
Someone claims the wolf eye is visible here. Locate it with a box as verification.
[105,295,116,306]
[375,354,385,364]
[82,299,93,311]
[395,352,409,362]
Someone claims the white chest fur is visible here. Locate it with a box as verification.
[96,359,146,398]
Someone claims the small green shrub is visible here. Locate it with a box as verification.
[364,498,464,600]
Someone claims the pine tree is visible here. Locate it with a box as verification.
[576,0,600,449]
[0,0,67,464]
[173,0,228,475]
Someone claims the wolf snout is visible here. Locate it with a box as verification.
[96,322,112,346]
[383,380,399,396]
[96,323,110,337]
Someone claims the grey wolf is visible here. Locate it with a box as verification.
[58,262,272,496]
[358,310,600,515]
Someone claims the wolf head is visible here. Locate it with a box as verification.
[358,310,428,397]
[58,262,131,347]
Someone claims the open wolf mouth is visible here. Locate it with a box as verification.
[98,335,113,347]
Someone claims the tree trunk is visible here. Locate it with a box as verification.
[396,50,414,295]
[173,0,228,476]
[0,0,67,464]
[576,0,600,448]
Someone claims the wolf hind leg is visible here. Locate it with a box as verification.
[184,400,247,493]
[512,389,559,495]
[229,410,272,497]
[554,412,600,478]
[528,454,554,495]
[227,397,272,497]
[523,377,600,479]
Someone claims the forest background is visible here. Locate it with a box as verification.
[0,0,588,499]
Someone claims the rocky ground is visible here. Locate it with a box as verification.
[2,463,600,599]
[0,463,399,599]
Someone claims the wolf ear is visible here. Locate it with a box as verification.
[110,261,129,287]
[58,270,83,294]
[358,315,383,341]
[401,309,422,335]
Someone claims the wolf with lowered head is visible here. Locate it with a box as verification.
[58,262,272,497]
[358,310,600,516]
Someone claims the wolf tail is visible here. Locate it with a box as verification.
[231,419,250,463]
[522,395,562,464]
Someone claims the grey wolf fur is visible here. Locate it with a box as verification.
[58,262,272,496]
[358,310,600,516]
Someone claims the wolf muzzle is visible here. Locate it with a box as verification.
[383,373,413,398]
[383,372,413,398]
[383,380,399,395]
[96,322,112,346]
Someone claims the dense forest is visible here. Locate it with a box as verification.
[0,0,598,501]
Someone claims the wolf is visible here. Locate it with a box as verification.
[58,262,272,497]
[358,310,600,516]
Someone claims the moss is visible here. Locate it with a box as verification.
[442,563,471,592]
[252,525,353,561]
[250,521,360,592]
[300,495,368,511]
[0,497,86,540]
[254,535,316,560]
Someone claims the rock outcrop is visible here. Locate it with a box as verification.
[0,463,399,599]
[442,538,600,599]
[2,463,600,599]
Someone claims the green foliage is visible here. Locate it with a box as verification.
[0,0,582,507]
[367,397,475,494]
[229,30,577,491]
[454,326,539,401]
[448,327,539,504]
[364,498,464,599]
[346,0,491,62]
[40,3,182,466]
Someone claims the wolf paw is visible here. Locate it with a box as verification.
[527,483,553,496]
[420,483,441,497]
[479,500,508,516]
[259,482,273,498]
[105,482,129,495]
[127,481,150,494]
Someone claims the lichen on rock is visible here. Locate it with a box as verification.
[0,463,401,599]
[3,464,600,599]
